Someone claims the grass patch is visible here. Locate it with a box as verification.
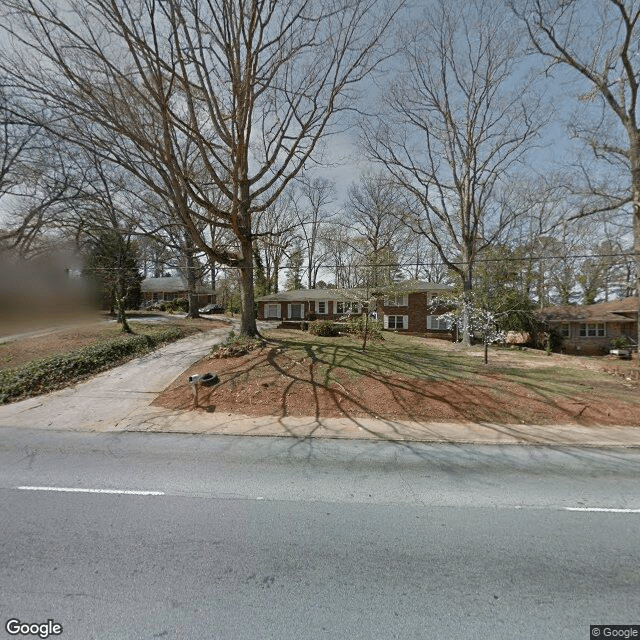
[262,330,483,383]
[0,324,200,404]
[260,329,632,393]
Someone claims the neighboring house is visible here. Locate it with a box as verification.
[538,297,639,355]
[256,281,453,336]
[141,276,216,307]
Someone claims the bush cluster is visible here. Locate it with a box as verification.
[210,331,265,358]
[161,298,189,313]
[308,320,341,337]
[0,327,188,404]
[610,337,630,349]
[344,316,383,340]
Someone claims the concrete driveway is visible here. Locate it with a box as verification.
[0,324,235,432]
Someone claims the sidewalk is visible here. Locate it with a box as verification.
[1,324,639,447]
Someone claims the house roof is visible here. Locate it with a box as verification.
[256,281,451,303]
[141,276,214,294]
[537,296,639,324]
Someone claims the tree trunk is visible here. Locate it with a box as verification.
[116,280,132,334]
[208,223,218,292]
[362,310,369,351]
[239,237,259,337]
[185,242,200,319]
[461,261,473,346]
[632,162,640,368]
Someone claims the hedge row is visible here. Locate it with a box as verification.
[0,327,190,404]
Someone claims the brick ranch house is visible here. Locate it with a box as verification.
[256,281,453,337]
[141,276,216,307]
[537,296,639,355]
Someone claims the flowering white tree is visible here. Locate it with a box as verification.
[432,295,505,364]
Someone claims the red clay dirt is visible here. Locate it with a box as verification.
[153,340,640,427]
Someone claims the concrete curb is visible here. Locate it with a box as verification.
[105,406,640,447]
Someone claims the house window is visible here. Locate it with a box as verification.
[559,323,570,337]
[336,301,359,314]
[289,303,304,320]
[386,315,407,330]
[316,301,327,315]
[266,303,281,319]
[427,315,451,330]
[579,323,605,337]
[384,294,409,307]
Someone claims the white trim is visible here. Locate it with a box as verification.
[336,300,359,315]
[384,294,409,307]
[427,315,451,330]
[385,315,408,330]
[288,302,304,320]
[579,322,606,337]
[265,303,281,319]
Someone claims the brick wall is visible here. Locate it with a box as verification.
[377,291,452,336]
[550,320,636,355]
[259,291,453,338]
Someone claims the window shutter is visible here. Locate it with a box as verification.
[276,304,281,318]
[383,315,389,329]
[287,303,291,319]
[403,315,409,329]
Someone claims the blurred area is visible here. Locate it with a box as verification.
[0,251,97,338]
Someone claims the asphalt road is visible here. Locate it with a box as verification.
[1,428,639,640]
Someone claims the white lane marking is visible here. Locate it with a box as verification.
[565,507,640,513]
[17,486,165,496]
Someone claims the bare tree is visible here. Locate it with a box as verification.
[362,0,542,343]
[320,221,360,288]
[253,192,297,294]
[513,0,640,358]
[346,172,408,287]
[0,0,402,336]
[293,176,335,290]
[0,85,33,208]
[0,90,82,256]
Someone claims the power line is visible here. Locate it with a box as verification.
[86,250,639,270]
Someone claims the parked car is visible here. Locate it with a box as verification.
[199,303,225,314]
